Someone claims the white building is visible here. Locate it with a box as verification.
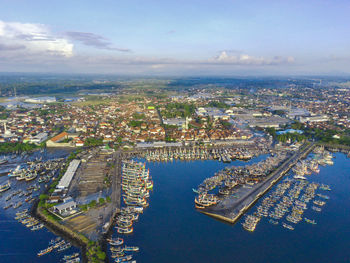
[53,197,77,215]
[30,132,48,144]
[57,160,81,190]
[298,115,329,123]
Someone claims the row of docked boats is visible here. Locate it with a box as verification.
[142,146,265,163]
[37,237,73,257]
[3,184,40,209]
[118,161,151,233]
[108,237,139,258]
[8,158,62,182]
[109,160,151,262]
[2,158,64,212]
[292,151,333,180]
[108,236,139,262]
[244,168,331,232]
[14,209,45,230]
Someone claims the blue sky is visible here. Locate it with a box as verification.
[0,0,349,75]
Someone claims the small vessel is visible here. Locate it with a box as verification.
[57,242,71,252]
[312,206,322,212]
[123,246,139,252]
[3,203,12,209]
[304,218,317,225]
[282,223,294,230]
[65,258,80,263]
[0,181,11,193]
[192,188,200,194]
[313,200,326,206]
[320,184,331,191]
[31,224,44,231]
[108,237,124,246]
[115,255,132,263]
[37,246,53,257]
[13,202,23,209]
[16,209,29,216]
[0,159,8,165]
[116,227,133,234]
[63,253,80,260]
[25,173,37,182]
[294,175,307,180]
[269,219,279,225]
[317,194,329,200]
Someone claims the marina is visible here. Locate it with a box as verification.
[0,146,349,263]
[103,152,350,263]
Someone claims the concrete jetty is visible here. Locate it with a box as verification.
[199,143,315,224]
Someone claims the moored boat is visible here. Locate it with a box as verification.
[0,181,11,193]
[108,237,124,246]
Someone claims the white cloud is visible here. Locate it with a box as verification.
[210,51,295,65]
[0,21,297,74]
[0,20,73,57]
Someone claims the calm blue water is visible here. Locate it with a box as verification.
[111,153,350,263]
[1,152,350,262]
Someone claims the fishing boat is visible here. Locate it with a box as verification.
[13,202,23,209]
[115,255,132,263]
[282,223,294,230]
[313,200,326,206]
[3,203,12,209]
[116,227,133,234]
[58,243,71,252]
[65,258,80,263]
[108,237,124,246]
[312,206,322,212]
[63,253,80,261]
[16,209,28,216]
[195,203,205,209]
[0,159,8,165]
[53,240,66,249]
[123,246,139,252]
[37,246,53,257]
[294,175,307,180]
[192,188,200,194]
[0,181,11,193]
[269,219,279,225]
[304,218,317,225]
[31,224,44,231]
[25,173,37,181]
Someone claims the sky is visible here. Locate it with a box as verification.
[0,0,350,75]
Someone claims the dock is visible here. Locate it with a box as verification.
[199,143,315,223]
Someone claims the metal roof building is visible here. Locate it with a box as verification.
[57,159,81,189]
